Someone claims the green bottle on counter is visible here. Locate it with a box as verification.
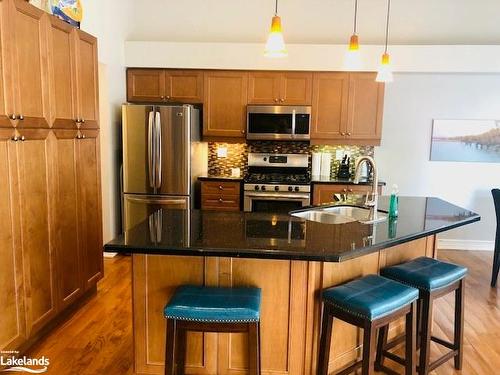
[389,184,399,218]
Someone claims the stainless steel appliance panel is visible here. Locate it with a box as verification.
[244,192,310,212]
[123,194,190,231]
[122,105,156,194]
[156,106,190,195]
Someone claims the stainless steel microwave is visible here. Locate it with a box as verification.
[246,105,311,141]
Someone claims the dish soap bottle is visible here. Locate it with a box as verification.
[389,184,399,218]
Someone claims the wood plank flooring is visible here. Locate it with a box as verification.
[27,251,499,375]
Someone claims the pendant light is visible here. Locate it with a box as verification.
[343,0,363,70]
[264,0,288,58]
[376,0,393,82]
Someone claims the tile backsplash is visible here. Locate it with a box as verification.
[208,142,374,178]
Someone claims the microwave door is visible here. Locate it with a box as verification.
[156,106,190,196]
[122,105,156,194]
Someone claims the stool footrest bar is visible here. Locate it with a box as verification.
[431,335,455,350]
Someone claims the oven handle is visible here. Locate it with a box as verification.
[244,193,310,200]
[291,108,296,137]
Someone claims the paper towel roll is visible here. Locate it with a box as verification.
[311,153,321,177]
[320,153,332,178]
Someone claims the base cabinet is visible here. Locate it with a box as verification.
[313,184,383,205]
[132,235,436,374]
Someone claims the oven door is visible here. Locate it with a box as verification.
[244,192,310,213]
[246,106,311,140]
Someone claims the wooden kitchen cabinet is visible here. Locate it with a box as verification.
[0,129,27,351]
[248,71,312,105]
[9,0,51,129]
[313,183,383,205]
[75,29,99,129]
[310,72,384,145]
[15,128,57,335]
[203,71,248,138]
[127,69,204,103]
[0,2,14,128]
[201,181,241,211]
[77,129,103,288]
[311,72,349,140]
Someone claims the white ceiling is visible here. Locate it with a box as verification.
[127,0,500,45]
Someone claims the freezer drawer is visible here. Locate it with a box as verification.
[123,194,190,232]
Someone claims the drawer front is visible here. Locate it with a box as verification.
[201,194,240,211]
[201,181,240,195]
[313,184,382,205]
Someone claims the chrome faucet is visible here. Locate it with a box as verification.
[353,156,379,222]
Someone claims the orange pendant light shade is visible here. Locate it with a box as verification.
[343,0,363,71]
[264,1,288,58]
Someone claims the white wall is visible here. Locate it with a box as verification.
[80,0,133,242]
[376,73,500,249]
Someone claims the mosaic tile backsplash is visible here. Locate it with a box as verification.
[208,142,374,178]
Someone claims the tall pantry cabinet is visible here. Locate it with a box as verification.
[0,0,103,352]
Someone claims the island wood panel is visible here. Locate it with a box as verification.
[10,0,50,129]
[15,128,57,336]
[0,129,26,350]
[133,255,218,375]
[217,258,308,375]
[132,235,436,375]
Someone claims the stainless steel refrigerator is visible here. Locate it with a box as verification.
[121,104,207,232]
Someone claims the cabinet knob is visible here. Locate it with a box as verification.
[10,114,16,120]
[340,132,346,136]
[280,98,285,102]
[166,96,171,100]
[346,132,351,136]
[241,130,246,134]
[82,134,86,139]
[75,118,81,123]
[20,136,25,142]
[343,188,347,192]
[274,98,279,103]
[17,115,24,120]
[11,136,18,142]
[81,118,85,124]
[218,198,223,203]
[218,185,223,190]
[160,96,165,100]
[348,188,353,192]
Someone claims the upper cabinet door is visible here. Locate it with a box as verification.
[166,70,203,103]
[311,73,349,140]
[248,72,281,104]
[0,2,15,128]
[15,128,57,336]
[127,68,166,103]
[203,71,248,138]
[280,72,312,105]
[75,30,99,129]
[10,0,50,128]
[346,73,384,143]
[48,17,77,129]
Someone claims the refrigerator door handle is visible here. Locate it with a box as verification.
[147,111,155,189]
[155,111,162,189]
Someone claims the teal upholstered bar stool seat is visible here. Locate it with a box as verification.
[317,275,419,375]
[379,257,468,375]
[164,285,262,375]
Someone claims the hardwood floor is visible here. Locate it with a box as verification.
[27,251,499,375]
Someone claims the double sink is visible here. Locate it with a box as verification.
[291,205,388,225]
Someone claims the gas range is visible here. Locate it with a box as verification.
[243,153,311,212]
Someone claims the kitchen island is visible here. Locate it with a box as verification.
[105,197,479,375]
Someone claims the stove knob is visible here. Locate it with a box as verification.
[261,186,266,191]
[294,186,300,192]
[288,186,293,192]
[254,185,260,191]
[274,186,279,192]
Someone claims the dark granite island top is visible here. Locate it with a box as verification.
[105,196,479,262]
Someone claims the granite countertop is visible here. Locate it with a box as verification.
[198,175,244,182]
[104,196,480,262]
[311,176,386,186]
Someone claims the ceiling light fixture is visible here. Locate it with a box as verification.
[264,0,288,58]
[343,0,363,70]
[376,0,393,82]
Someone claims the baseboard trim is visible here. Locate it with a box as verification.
[437,239,494,251]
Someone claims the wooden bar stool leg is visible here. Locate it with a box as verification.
[406,301,417,375]
[416,299,422,350]
[362,322,377,375]
[375,325,388,371]
[418,293,433,375]
[454,280,465,370]
[317,305,334,375]
[248,322,261,375]
[175,326,187,375]
[165,319,175,375]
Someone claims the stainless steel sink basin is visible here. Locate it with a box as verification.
[291,205,388,225]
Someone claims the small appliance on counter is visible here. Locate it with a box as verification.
[337,155,351,179]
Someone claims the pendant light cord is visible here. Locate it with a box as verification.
[275,0,278,15]
[353,0,358,35]
[384,0,391,53]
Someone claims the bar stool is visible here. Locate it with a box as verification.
[164,285,262,375]
[380,257,467,375]
[317,274,419,375]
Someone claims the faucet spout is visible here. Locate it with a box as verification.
[353,156,379,221]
